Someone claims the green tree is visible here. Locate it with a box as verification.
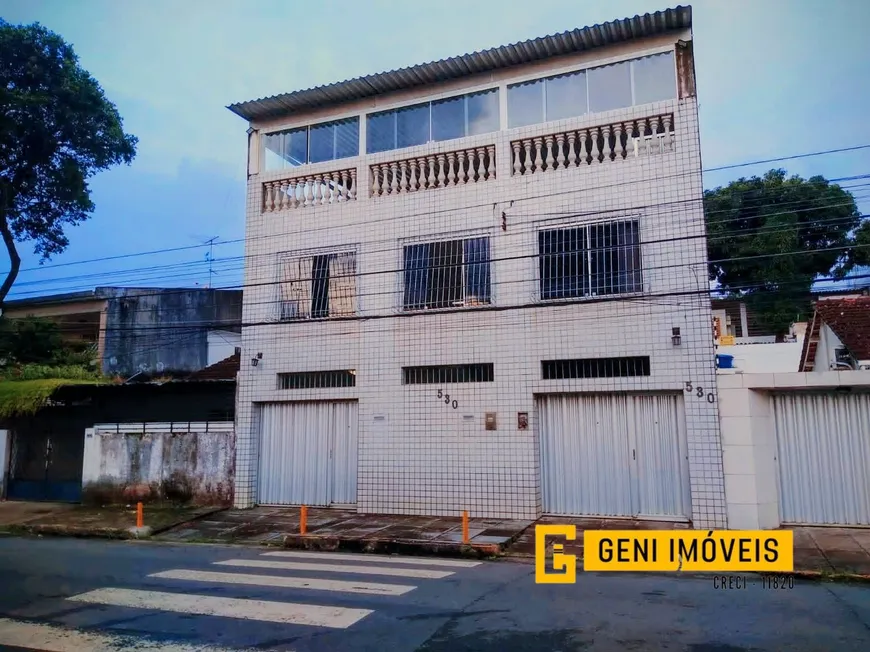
[0,20,137,306]
[850,219,870,269]
[0,315,62,364]
[705,169,861,340]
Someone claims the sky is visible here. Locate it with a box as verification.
[2,0,869,300]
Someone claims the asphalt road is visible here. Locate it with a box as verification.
[0,536,869,651]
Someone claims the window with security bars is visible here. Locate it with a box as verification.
[539,220,642,300]
[402,363,494,384]
[403,237,491,310]
[278,370,357,389]
[277,251,356,320]
[542,356,650,379]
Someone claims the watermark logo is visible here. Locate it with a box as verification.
[535,524,577,584]
[535,527,794,582]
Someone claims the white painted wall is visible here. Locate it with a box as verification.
[0,429,9,499]
[207,330,241,366]
[234,30,728,528]
[814,324,846,371]
[82,422,235,505]
[717,338,804,373]
[717,371,870,529]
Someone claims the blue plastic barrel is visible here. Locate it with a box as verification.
[716,354,734,369]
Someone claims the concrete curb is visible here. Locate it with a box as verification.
[0,506,227,541]
[282,533,504,559]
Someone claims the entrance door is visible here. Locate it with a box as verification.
[7,428,84,502]
[257,401,358,506]
[537,393,690,518]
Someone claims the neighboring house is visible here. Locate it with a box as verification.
[799,297,870,372]
[3,287,242,377]
[230,7,728,528]
[711,287,870,374]
[711,299,804,373]
[711,299,775,342]
[0,352,240,502]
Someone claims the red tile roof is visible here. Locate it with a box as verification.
[800,297,870,371]
[185,351,240,381]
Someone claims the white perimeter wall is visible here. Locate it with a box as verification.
[82,422,235,505]
[718,370,870,529]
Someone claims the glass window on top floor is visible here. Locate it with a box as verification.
[263,117,359,171]
[507,51,676,129]
[366,88,499,155]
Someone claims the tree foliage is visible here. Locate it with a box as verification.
[851,220,870,269]
[704,169,862,337]
[0,19,137,305]
[0,315,62,364]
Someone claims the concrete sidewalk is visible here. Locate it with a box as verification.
[6,501,870,579]
[156,506,534,557]
[0,500,221,539]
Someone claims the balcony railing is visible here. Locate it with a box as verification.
[510,114,674,176]
[262,167,358,213]
[370,145,495,197]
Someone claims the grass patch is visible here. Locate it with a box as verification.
[0,378,104,419]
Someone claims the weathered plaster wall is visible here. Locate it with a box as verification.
[101,288,242,376]
[81,422,235,506]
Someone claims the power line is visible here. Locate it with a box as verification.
[7,184,868,300]
[7,145,869,281]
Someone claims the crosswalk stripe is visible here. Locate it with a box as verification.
[214,558,454,579]
[0,617,247,652]
[261,551,482,567]
[67,587,372,629]
[150,568,416,596]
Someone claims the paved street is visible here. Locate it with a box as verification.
[0,537,869,651]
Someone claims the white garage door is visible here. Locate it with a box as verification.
[538,393,690,518]
[257,401,358,506]
[774,392,870,525]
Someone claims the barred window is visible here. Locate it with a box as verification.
[542,356,650,379]
[277,251,356,320]
[278,370,356,389]
[403,363,494,385]
[539,220,641,300]
[403,237,491,310]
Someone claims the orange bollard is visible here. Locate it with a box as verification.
[136,502,144,529]
[300,505,308,535]
[462,510,469,544]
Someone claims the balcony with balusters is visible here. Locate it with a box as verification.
[510,113,674,177]
[262,168,359,213]
[369,145,496,198]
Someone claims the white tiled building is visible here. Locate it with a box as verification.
[229,6,728,529]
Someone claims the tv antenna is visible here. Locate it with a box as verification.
[202,236,219,288]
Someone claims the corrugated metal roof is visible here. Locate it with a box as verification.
[227,5,692,123]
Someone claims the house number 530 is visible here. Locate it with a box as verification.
[685,381,715,404]
[437,389,458,409]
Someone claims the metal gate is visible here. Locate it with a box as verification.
[537,393,690,518]
[257,401,358,506]
[773,392,870,525]
[7,429,84,502]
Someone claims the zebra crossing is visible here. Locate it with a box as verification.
[0,549,482,650]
